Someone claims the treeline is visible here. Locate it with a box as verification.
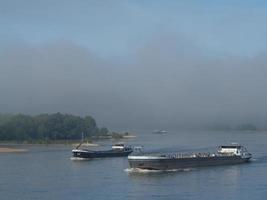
[0,113,109,141]
[206,123,257,131]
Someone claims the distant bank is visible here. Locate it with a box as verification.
[0,113,135,144]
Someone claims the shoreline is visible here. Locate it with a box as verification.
[0,134,136,144]
[0,147,28,153]
[0,135,136,147]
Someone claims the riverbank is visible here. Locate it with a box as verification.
[0,147,28,153]
[0,132,136,151]
[0,132,136,145]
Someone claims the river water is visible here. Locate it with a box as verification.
[0,130,267,200]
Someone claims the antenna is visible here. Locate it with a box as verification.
[82,132,84,142]
[75,132,84,149]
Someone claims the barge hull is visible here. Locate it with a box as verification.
[73,150,132,159]
[128,156,250,170]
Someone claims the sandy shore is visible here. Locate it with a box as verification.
[0,147,28,153]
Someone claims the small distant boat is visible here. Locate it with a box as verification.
[72,143,133,159]
[152,130,167,134]
[128,144,252,170]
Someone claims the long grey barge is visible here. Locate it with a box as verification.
[128,145,252,170]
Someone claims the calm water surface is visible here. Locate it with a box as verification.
[0,130,267,200]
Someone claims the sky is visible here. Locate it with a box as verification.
[1,0,267,129]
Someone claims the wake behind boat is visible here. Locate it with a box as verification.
[128,144,252,170]
[72,143,133,160]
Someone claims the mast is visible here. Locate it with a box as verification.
[75,132,84,149]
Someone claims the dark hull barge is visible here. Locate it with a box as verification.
[128,145,252,170]
[72,143,133,159]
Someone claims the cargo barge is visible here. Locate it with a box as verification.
[128,145,252,170]
[72,143,133,159]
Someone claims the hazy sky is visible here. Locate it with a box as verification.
[1,0,267,129]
